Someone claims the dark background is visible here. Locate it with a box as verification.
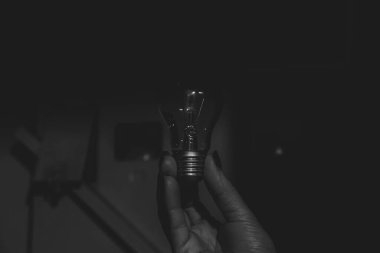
[1,1,361,252]
[3,1,360,104]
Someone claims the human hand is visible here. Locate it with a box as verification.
[157,151,276,253]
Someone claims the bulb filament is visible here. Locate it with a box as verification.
[184,125,197,151]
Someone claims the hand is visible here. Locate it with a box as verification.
[157,151,276,253]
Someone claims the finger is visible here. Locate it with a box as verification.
[204,151,255,223]
[184,206,203,225]
[193,201,220,228]
[185,202,220,228]
[157,152,172,240]
[157,153,179,242]
[159,152,177,177]
[164,175,190,247]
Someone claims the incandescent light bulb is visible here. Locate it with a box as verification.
[159,85,223,185]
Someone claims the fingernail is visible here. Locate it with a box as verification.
[212,150,222,169]
[164,175,175,187]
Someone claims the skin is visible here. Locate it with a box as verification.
[157,151,277,253]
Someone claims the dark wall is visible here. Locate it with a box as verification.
[1,1,360,252]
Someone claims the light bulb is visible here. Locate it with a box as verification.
[159,85,222,184]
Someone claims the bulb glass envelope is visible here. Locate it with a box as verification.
[159,87,222,155]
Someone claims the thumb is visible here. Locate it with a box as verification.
[203,151,255,223]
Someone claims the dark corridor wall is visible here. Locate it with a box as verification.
[0,1,359,252]
[0,93,235,253]
[0,78,359,253]
[0,94,345,253]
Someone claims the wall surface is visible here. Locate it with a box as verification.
[0,122,29,253]
[0,98,234,253]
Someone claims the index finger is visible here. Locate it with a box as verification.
[157,153,190,248]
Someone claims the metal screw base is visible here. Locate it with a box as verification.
[175,151,205,178]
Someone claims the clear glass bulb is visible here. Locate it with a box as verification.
[159,85,222,183]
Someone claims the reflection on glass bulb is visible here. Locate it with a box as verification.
[160,86,222,182]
